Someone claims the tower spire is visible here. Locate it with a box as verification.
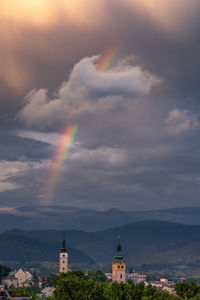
[114,235,124,260]
[60,231,67,253]
[59,231,69,273]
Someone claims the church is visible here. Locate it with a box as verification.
[59,234,69,273]
[58,233,126,283]
[112,236,126,283]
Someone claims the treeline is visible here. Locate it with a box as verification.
[0,264,10,282]
[9,271,200,299]
[54,271,200,300]
[54,271,176,300]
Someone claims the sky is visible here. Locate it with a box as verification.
[1,0,200,210]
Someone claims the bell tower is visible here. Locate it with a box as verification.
[59,233,69,273]
[112,236,126,282]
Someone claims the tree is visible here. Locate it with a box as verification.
[0,264,11,282]
[32,271,39,288]
[55,271,96,300]
[47,274,58,287]
[175,281,200,299]
[88,270,107,282]
[41,276,46,290]
[54,271,179,300]
[11,286,42,300]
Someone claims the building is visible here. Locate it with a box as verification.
[15,269,33,287]
[1,274,18,288]
[0,285,4,292]
[127,273,146,284]
[1,268,39,288]
[162,284,175,294]
[105,273,112,280]
[160,278,168,284]
[112,236,126,283]
[59,233,69,273]
[42,287,56,297]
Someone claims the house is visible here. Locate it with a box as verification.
[127,273,147,284]
[2,269,35,288]
[0,285,4,292]
[2,275,18,288]
[15,269,33,287]
[42,287,56,297]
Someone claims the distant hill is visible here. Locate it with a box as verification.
[97,220,200,265]
[0,233,95,269]
[127,207,200,226]
[0,206,136,232]
[4,220,200,268]
[5,229,113,265]
[2,205,200,232]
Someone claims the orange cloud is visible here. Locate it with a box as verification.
[125,0,198,34]
[0,0,107,28]
[0,0,197,94]
[0,0,109,92]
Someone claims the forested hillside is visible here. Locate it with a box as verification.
[3,220,200,277]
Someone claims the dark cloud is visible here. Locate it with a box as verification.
[0,134,51,162]
[1,1,200,210]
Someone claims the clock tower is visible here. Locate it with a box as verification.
[59,233,69,273]
[112,236,126,282]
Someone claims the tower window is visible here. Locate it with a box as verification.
[121,266,124,269]
[63,254,65,257]
[120,274,122,279]
[118,265,120,269]
[63,268,65,270]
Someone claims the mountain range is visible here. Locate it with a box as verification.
[2,220,200,278]
[2,205,200,277]
[1,205,200,232]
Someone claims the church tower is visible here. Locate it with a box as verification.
[59,233,69,273]
[112,236,126,282]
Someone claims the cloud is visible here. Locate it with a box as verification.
[126,0,200,34]
[70,146,128,167]
[15,130,62,145]
[19,55,159,127]
[165,109,200,134]
[0,0,200,118]
[2,0,200,210]
[5,0,196,34]
[0,134,52,162]
[0,0,108,29]
[0,160,28,192]
[0,0,109,103]
[2,122,200,209]
[0,159,50,194]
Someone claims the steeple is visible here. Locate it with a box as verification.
[114,235,124,261]
[112,235,126,282]
[60,232,67,253]
[59,232,69,273]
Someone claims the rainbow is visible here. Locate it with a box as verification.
[44,125,79,203]
[97,46,119,72]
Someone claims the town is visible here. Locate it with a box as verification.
[0,235,197,299]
